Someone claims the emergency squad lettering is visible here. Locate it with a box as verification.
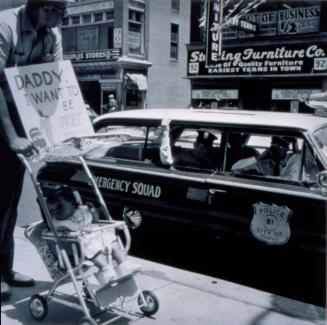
[91,176,161,198]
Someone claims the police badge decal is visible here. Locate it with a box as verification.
[250,202,292,245]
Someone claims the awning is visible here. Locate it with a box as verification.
[126,73,147,91]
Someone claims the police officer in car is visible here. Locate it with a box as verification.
[0,0,67,300]
[232,136,301,180]
[175,130,218,170]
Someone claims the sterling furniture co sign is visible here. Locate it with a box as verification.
[188,44,327,77]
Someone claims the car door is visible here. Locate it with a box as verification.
[72,120,217,232]
[206,131,326,255]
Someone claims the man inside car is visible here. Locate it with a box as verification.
[231,136,301,181]
[174,130,218,170]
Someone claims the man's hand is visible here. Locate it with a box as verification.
[9,137,38,156]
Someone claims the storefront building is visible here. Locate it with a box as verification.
[62,0,150,113]
[62,0,190,113]
[188,0,327,112]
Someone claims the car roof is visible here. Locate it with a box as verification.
[93,108,327,133]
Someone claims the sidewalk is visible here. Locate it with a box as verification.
[1,227,326,325]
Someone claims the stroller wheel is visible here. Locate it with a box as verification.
[29,294,48,321]
[78,316,98,325]
[138,290,159,316]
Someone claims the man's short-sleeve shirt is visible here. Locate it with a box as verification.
[0,6,63,99]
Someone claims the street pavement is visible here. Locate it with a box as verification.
[0,226,326,325]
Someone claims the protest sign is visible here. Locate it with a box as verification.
[4,60,94,150]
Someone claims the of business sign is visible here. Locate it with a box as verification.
[188,44,327,77]
[221,6,320,39]
[239,10,277,38]
[63,49,120,62]
[192,89,238,100]
[278,6,320,35]
[4,61,94,149]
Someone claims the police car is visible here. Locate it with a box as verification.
[38,108,327,256]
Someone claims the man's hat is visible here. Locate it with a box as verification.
[27,0,68,10]
[108,94,114,98]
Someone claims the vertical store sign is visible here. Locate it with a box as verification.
[4,61,94,150]
[114,28,122,48]
[206,0,223,66]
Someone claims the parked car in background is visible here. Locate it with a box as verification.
[38,109,327,257]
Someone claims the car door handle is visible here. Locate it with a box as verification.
[209,188,227,194]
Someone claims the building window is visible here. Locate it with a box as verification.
[105,11,114,21]
[62,17,69,26]
[82,14,92,24]
[129,10,142,22]
[172,0,180,12]
[170,23,179,60]
[72,16,80,25]
[94,12,104,22]
[108,27,114,48]
[128,9,144,55]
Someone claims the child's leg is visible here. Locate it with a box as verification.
[111,242,125,264]
[92,251,117,284]
[91,252,109,269]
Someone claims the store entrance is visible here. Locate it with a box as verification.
[80,81,101,114]
[239,80,271,110]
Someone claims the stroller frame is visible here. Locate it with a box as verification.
[19,154,159,325]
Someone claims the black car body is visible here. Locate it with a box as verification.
[38,109,327,256]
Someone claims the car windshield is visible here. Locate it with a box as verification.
[313,126,327,161]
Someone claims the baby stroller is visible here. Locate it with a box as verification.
[19,154,159,325]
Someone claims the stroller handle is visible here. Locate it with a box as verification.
[79,156,112,221]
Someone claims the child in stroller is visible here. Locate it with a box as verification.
[47,186,140,284]
[20,154,159,324]
[28,185,140,285]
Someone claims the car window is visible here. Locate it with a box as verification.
[313,126,327,161]
[86,125,163,164]
[227,132,317,183]
[172,127,221,173]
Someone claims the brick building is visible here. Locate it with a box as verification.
[61,0,191,113]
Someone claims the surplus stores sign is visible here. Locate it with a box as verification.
[63,49,120,63]
[188,44,327,76]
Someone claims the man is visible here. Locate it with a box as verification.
[174,130,218,170]
[0,0,67,300]
[232,136,301,180]
[107,94,117,113]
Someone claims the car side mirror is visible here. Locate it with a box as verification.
[317,171,327,195]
